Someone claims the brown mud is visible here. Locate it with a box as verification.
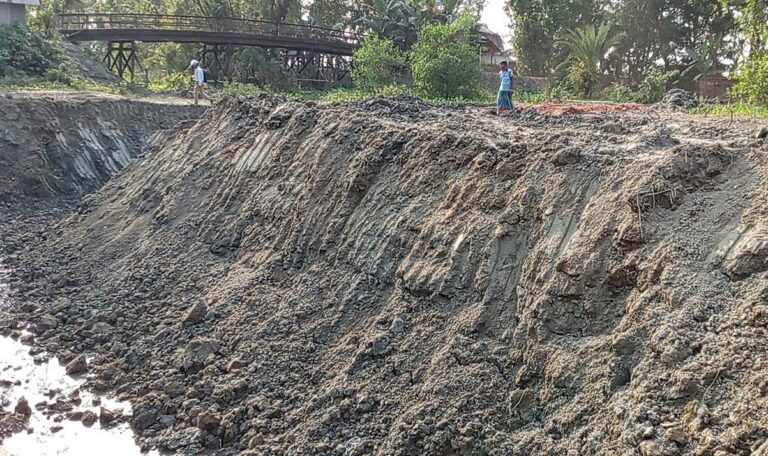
[3,93,768,455]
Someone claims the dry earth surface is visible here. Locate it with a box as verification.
[2,91,768,456]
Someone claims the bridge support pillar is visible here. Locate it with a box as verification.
[281,51,351,87]
[104,42,147,83]
[199,44,234,82]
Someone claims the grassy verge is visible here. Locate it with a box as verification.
[689,103,768,118]
[219,83,550,105]
[1,75,555,107]
[0,75,138,95]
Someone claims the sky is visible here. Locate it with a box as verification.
[480,0,512,48]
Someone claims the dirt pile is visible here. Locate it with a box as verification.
[61,42,122,85]
[657,89,700,111]
[0,91,203,202]
[6,95,768,455]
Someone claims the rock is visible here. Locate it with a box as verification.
[81,410,97,427]
[227,358,244,372]
[99,407,121,426]
[158,414,177,429]
[369,334,390,356]
[183,301,207,325]
[389,317,405,334]
[132,405,159,431]
[196,410,221,431]
[35,315,58,332]
[758,127,768,140]
[92,321,112,334]
[179,339,219,374]
[664,426,688,446]
[50,425,64,433]
[14,397,32,417]
[163,427,203,451]
[65,355,88,375]
[550,147,582,166]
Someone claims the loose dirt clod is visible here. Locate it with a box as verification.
[99,407,121,426]
[64,355,88,375]
[14,398,32,418]
[4,94,768,455]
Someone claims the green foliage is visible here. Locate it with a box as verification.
[508,0,737,79]
[0,74,130,94]
[355,0,471,50]
[507,0,603,76]
[511,89,548,103]
[690,102,768,118]
[682,36,722,81]
[321,84,409,101]
[600,83,639,103]
[0,24,64,78]
[730,53,768,105]
[721,0,768,52]
[351,35,407,92]
[410,14,482,100]
[222,81,272,96]
[556,24,623,97]
[149,71,192,92]
[636,68,679,103]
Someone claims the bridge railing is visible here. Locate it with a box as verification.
[56,13,361,45]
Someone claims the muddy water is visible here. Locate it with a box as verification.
[0,263,157,456]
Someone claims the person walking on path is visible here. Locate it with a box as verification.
[190,60,211,105]
[497,61,514,114]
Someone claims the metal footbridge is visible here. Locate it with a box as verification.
[55,13,360,82]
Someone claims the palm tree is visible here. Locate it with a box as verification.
[557,24,624,96]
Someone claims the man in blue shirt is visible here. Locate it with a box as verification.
[497,61,514,114]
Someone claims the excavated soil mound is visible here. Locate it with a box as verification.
[0,91,203,202]
[5,95,768,455]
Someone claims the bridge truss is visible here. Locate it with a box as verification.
[56,13,360,84]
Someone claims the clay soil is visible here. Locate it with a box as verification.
[3,93,768,456]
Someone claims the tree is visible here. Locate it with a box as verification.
[351,34,407,91]
[506,0,603,75]
[557,23,623,96]
[410,13,482,99]
[721,0,768,54]
[356,0,421,48]
[354,0,470,49]
[731,53,768,104]
[609,0,736,79]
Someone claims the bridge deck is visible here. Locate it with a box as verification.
[57,14,360,55]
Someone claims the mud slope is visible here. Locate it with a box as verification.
[0,92,203,202]
[8,96,768,455]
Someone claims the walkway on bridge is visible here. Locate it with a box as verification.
[56,13,361,81]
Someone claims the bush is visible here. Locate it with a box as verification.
[323,84,409,101]
[351,35,407,92]
[150,71,193,92]
[730,53,768,105]
[564,61,599,98]
[636,68,679,103]
[0,23,63,78]
[601,83,639,103]
[410,14,483,100]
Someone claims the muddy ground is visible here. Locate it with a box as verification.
[2,92,768,456]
